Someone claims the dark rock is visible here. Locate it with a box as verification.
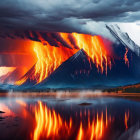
[78,102,92,106]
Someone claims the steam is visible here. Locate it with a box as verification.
[55,90,103,99]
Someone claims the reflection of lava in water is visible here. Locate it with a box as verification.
[32,102,112,140]
[77,113,105,140]
[0,100,132,140]
[16,33,114,85]
[33,101,73,140]
[0,103,15,117]
[125,110,129,130]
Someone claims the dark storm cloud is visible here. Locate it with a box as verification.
[0,0,139,37]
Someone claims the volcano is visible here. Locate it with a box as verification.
[16,49,93,89]
[34,49,140,89]
[15,46,140,90]
[2,25,139,90]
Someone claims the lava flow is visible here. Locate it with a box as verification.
[16,41,78,85]
[70,33,112,74]
[16,33,113,85]
[124,48,129,67]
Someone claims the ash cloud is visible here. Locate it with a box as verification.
[0,0,140,40]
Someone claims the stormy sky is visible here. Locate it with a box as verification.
[0,0,140,85]
[0,0,140,67]
[0,0,140,39]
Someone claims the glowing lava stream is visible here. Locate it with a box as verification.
[124,48,129,67]
[16,33,114,85]
[70,33,112,74]
[33,42,78,83]
[16,41,78,85]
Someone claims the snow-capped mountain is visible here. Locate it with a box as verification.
[106,24,140,56]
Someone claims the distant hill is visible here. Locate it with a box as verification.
[104,83,140,93]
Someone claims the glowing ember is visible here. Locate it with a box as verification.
[124,48,129,67]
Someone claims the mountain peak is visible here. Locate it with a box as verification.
[106,24,140,56]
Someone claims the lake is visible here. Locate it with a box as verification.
[0,91,140,140]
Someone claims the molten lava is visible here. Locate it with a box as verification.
[16,41,78,85]
[60,33,112,74]
[71,33,112,74]
[16,33,114,85]
[124,48,129,67]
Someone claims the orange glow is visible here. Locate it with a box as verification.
[124,48,129,67]
[71,33,112,74]
[16,33,114,85]
[125,110,129,130]
[15,76,28,85]
[0,103,15,117]
[77,112,108,140]
[0,67,16,83]
[77,123,83,140]
[0,100,131,140]
[60,33,112,74]
[0,67,16,77]
[33,42,78,83]
[16,41,78,85]
[33,101,73,140]
[16,100,27,107]
[32,102,112,140]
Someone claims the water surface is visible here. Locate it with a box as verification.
[0,92,140,140]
